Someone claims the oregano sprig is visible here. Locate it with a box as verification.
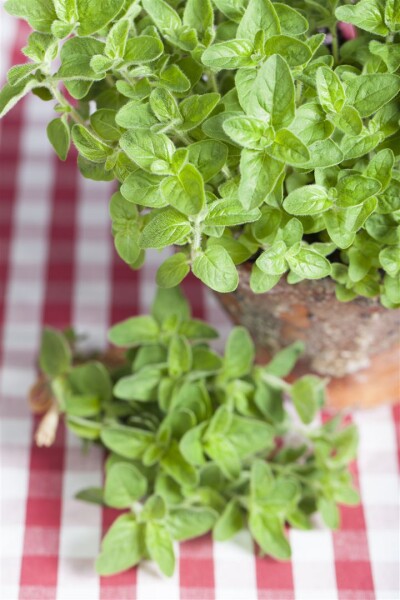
[34,286,359,577]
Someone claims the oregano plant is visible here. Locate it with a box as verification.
[32,287,359,577]
[1,0,399,304]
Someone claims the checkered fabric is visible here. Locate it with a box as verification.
[1,16,399,600]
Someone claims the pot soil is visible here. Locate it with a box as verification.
[218,263,400,410]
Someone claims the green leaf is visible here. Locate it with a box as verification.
[379,245,400,277]
[187,140,228,182]
[47,118,70,161]
[156,253,190,288]
[0,78,39,119]
[346,74,400,117]
[239,150,284,209]
[284,185,332,216]
[167,507,217,541]
[364,149,394,192]
[224,326,255,379]
[75,0,125,36]
[264,35,311,67]
[183,0,213,38]
[385,0,400,31]
[325,200,378,249]
[179,319,218,341]
[124,36,164,64]
[204,436,241,479]
[341,132,383,161]
[236,0,280,41]
[316,67,345,114]
[160,64,191,93]
[105,18,130,59]
[178,93,220,132]
[256,241,288,276]
[120,130,174,172]
[152,286,191,324]
[114,368,161,401]
[150,88,181,123]
[161,164,205,216]
[90,109,121,142]
[39,328,71,377]
[213,499,244,541]
[331,105,363,136]
[192,246,239,293]
[75,487,104,505]
[249,511,291,560]
[274,3,308,35]
[161,442,198,487]
[116,101,158,130]
[205,198,260,226]
[335,0,388,37]
[72,125,112,163]
[303,139,343,168]
[223,116,274,150]
[104,463,147,508]
[109,316,159,347]
[202,40,255,70]
[263,342,305,377]
[268,129,310,166]
[5,0,57,33]
[179,423,207,466]
[250,460,274,503]
[69,361,112,403]
[96,515,145,575]
[101,425,154,459]
[317,497,340,529]
[66,397,99,425]
[227,415,273,458]
[286,244,331,279]
[140,208,191,249]
[250,266,281,294]
[58,37,106,81]
[7,64,38,87]
[212,0,245,21]
[247,55,295,130]
[121,171,165,208]
[142,0,181,31]
[291,375,322,424]
[146,522,175,577]
[336,175,381,208]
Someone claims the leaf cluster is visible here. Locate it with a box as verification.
[1,0,399,303]
[38,286,359,577]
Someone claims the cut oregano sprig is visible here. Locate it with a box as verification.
[35,286,359,577]
[1,0,399,304]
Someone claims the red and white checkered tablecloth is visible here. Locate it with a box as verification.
[1,15,399,600]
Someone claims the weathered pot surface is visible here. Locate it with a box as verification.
[218,263,400,410]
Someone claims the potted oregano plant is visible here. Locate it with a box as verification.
[31,286,359,577]
[1,0,399,408]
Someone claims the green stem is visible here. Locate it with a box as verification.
[331,25,339,65]
[174,130,192,146]
[208,72,219,93]
[49,83,86,125]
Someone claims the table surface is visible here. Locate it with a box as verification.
[1,15,399,600]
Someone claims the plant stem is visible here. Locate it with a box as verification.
[208,72,219,93]
[174,130,192,146]
[49,83,86,125]
[331,25,339,65]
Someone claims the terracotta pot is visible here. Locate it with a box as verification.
[217,264,400,410]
